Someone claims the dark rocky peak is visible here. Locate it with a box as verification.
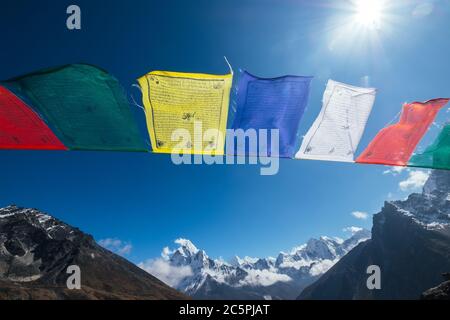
[0,205,84,242]
[423,170,450,197]
[0,205,186,299]
[387,170,450,230]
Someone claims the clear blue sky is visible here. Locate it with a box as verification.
[0,0,449,263]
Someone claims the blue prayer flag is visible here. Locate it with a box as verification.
[231,71,312,158]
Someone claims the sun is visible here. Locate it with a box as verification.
[354,0,385,29]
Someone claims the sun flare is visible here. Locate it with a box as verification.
[354,0,385,29]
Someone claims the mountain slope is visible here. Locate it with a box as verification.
[0,205,187,300]
[298,170,450,300]
[421,273,450,300]
[143,229,370,300]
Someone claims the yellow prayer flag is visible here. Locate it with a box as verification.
[138,71,232,155]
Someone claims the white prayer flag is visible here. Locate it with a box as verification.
[296,80,376,162]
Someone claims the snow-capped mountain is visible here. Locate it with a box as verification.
[299,169,450,300]
[394,169,450,230]
[141,229,370,300]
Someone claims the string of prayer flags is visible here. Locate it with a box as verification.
[6,64,146,152]
[1,61,450,172]
[356,98,449,166]
[296,80,376,162]
[231,71,312,158]
[138,70,233,155]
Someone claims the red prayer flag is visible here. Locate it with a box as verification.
[0,85,67,150]
[356,98,449,166]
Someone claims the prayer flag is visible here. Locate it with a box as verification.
[408,116,450,170]
[0,85,66,150]
[7,64,147,152]
[232,71,312,158]
[296,80,376,162]
[138,70,232,155]
[356,98,449,166]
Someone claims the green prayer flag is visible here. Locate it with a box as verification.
[6,64,147,152]
[409,123,450,170]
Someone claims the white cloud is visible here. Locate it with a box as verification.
[309,259,338,276]
[412,3,434,17]
[278,259,311,270]
[351,211,369,220]
[361,75,370,87]
[239,269,292,287]
[399,170,430,191]
[343,226,364,234]
[139,258,193,288]
[98,238,133,256]
[161,246,173,259]
[383,166,406,176]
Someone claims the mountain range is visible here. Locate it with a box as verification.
[141,228,371,300]
[0,205,186,300]
[1,169,448,300]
